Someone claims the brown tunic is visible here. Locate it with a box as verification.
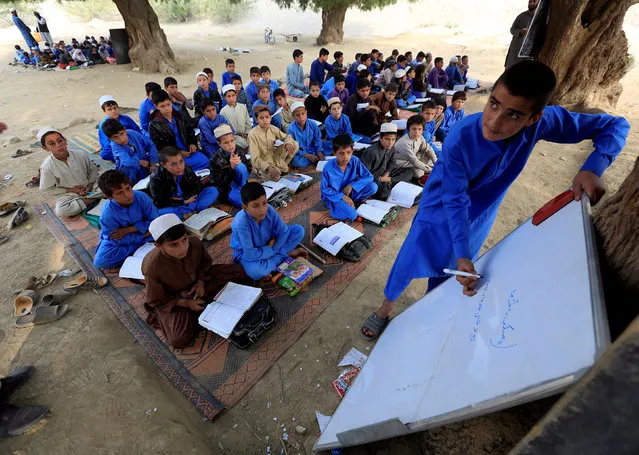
[369,91,399,125]
[142,236,252,348]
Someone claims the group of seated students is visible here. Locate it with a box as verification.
[13,35,116,69]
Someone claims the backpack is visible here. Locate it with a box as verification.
[228,296,276,349]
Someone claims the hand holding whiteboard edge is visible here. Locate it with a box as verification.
[532,189,574,226]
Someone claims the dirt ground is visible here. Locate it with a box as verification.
[0,4,638,455]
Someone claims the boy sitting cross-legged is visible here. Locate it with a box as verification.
[230,182,305,280]
[320,134,377,221]
[287,102,325,168]
[93,170,158,269]
[394,114,438,186]
[102,118,159,185]
[198,99,230,158]
[98,95,143,161]
[220,84,252,150]
[252,84,283,129]
[149,146,219,219]
[210,124,253,208]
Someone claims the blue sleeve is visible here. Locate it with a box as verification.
[122,115,142,133]
[133,192,158,234]
[350,158,374,192]
[222,73,230,86]
[439,109,454,134]
[311,123,323,154]
[198,117,216,158]
[441,143,472,259]
[139,101,150,132]
[325,117,338,140]
[233,219,275,261]
[98,120,112,154]
[99,204,119,237]
[142,133,159,164]
[344,116,353,136]
[537,106,630,177]
[320,163,345,203]
[112,143,139,167]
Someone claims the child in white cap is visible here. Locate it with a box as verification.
[287,102,324,168]
[220,84,252,150]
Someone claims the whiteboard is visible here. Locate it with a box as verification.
[314,197,608,450]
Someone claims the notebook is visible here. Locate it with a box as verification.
[316,156,337,172]
[353,142,370,151]
[391,119,407,130]
[198,282,263,338]
[356,103,370,112]
[414,97,431,103]
[446,90,456,96]
[87,199,107,217]
[279,174,313,193]
[183,208,232,239]
[132,176,151,191]
[119,243,156,281]
[429,88,445,95]
[453,84,466,92]
[466,79,479,89]
[262,180,289,199]
[387,181,423,208]
[313,222,363,256]
[274,256,323,297]
[356,200,399,226]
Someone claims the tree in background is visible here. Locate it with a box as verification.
[272,0,398,45]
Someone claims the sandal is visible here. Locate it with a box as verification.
[15,305,68,328]
[40,289,76,306]
[10,149,33,158]
[25,273,57,290]
[0,236,8,246]
[0,201,25,217]
[13,290,41,317]
[63,274,108,290]
[7,207,29,229]
[0,404,49,437]
[360,312,391,341]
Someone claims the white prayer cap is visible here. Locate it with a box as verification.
[222,84,236,95]
[291,101,305,113]
[357,64,367,72]
[405,66,412,72]
[196,71,208,78]
[37,126,60,142]
[450,56,459,63]
[149,214,182,242]
[214,123,233,139]
[380,123,397,134]
[394,69,406,78]
[99,95,116,107]
[327,97,341,107]
[10,7,16,12]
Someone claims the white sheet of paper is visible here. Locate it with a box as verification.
[429,88,445,95]
[119,256,145,280]
[274,139,285,147]
[316,156,337,172]
[356,204,387,225]
[391,119,407,130]
[87,198,107,217]
[273,107,284,116]
[133,242,156,258]
[313,222,363,256]
[338,347,368,369]
[352,142,370,151]
[387,181,423,208]
[262,180,288,199]
[466,79,479,89]
[404,104,421,110]
[194,128,201,136]
[195,168,211,178]
[385,111,392,118]
[310,119,323,126]
[366,199,396,211]
[356,102,370,112]
[279,174,312,193]
[453,85,466,92]
[198,302,245,338]
[414,97,431,103]
[132,176,151,191]
[446,90,456,96]
[215,282,262,310]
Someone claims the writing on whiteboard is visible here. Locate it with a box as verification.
[469,282,490,342]
[490,289,519,349]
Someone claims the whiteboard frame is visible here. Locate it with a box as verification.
[315,196,610,451]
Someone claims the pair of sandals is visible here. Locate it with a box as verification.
[1,202,29,230]
[13,289,74,328]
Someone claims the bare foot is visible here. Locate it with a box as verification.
[361,299,394,338]
[289,247,308,259]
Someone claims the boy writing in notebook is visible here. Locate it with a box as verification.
[98,95,143,161]
[287,101,324,168]
[230,183,305,280]
[142,213,252,348]
[320,134,377,221]
[394,115,438,186]
[436,91,466,142]
[360,60,630,340]
[248,105,299,180]
[149,146,219,219]
[220,84,252,150]
[102,119,159,185]
[210,124,252,208]
[93,170,158,269]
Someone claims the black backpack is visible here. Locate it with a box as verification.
[229,296,276,349]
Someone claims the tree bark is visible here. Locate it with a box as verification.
[538,0,639,110]
[318,6,348,45]
[112,0,179,74]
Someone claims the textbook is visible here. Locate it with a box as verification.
[446,90,456,96]
[132,176,151,191]
[198,282,263,339]
[183,207,232,239]
[356,199,400,227]
[387,181,423,208]
[87,198,107,217]
[262,180,289,199]
[353,142,370,151]
[316,156,337,172]
[401,104,422,112]
[274,256,323,297]
[279,173,313,193]
[119,242,156,281]
[313,222,363,256]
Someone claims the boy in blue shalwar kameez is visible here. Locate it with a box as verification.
[102,119,158,185]
[98,95,143,161]
[94,170,158,269]
[360,60,631,340]
[320,134,377,221]
[198,99,231,158]
[287,102,325,168]
[230,183,305,280]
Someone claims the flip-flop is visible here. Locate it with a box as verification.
[360,312,391,341]
[15,305,68,328]
[0,201,25,217]
[7,207,29,229]
[0,404,49,437]
[13,290,41,317]
[63,274,108,290]
[40,289,76,306]
[25,273,57,290]
[10,149,33,158]
[25,177,40,188]
[0,236,8,246]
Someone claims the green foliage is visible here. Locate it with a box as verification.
[272,0,398,13]
[151,0,197,23]
[150,0,253,24]
[59,0,120,22]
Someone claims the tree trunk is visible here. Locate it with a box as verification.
[538,0,639,110]
[318,6,348,45]
[112,0,179,74]
[594,156,639,337]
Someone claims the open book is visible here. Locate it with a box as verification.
[391,119,407,130]
[183,207,232,239]
[198,282,263,338]
[453,84,466,92]
[313,222,363,256]
[414,97,431,103]
[87,198,107,217]
[274,256,323,297]
[317,156,337,172]
[279,173,313,193]
[132,176,151,191]
[262,180,289,199]
[429,88,445,95]
[353,142,370,151]
[387,181,423,208]
[466,79,479,89]
[356,200,399,226]
[119,242,156,281]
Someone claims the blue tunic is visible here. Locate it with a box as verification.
[310,59,334,87]
[198,114,230,157]
[94,191,158,269]
[13,16,37,49]
[111,130,159,183]
[445,64,464,89]
[345,73,358,96]
[320,156,377,221]
[99,114,143,161]
[384,105,630,301]
[246,82,260,105]
[324,114,353,141]
[288,120,323,168]
[251,99,283,129]
[222,71,241,87]
[437,106,465,140]
[139,98,155,133]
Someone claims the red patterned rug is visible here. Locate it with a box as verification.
[36,174,416,420]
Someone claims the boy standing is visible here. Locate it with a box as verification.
[248,105,299,181]
[287,102,324,168]
[93,170,158,269]
[436,91,466,142]
[220,84,252,150]
[38,127,101,218]
[286,49,308,98]
[273,88,294,133]
[98,95,143,161]
[345,79,379,138]
[210,124,252,208]
[394,115,438,186]
[149,146,219,219]
[369,83,399,125]
[320,134,377,221]
[139,82,162,133]
[310,48,334,87]
[361,60,630,340]
[328,74,349,105]
[222,58,240,86]
[102,119,159,184]
[198,99,231,158]
[427,57,449,89]
[246,67,262,105]
[304,81,329,122]
[359,123,412,199]
[149,89,210,172]
[143,214,252,348]
[230,183,305,280]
